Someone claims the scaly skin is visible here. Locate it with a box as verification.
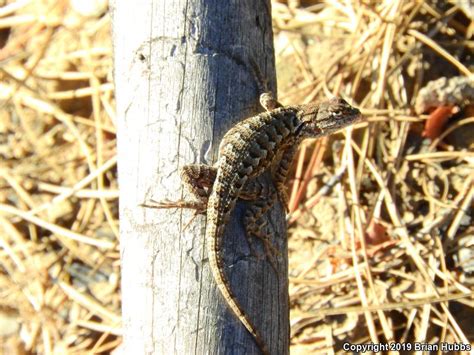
[205,97,361,354]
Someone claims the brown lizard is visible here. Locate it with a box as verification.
[156,93,362,354]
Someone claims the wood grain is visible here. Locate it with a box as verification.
[112,0,289,353]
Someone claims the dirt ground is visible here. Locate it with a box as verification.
[0,0,472,354]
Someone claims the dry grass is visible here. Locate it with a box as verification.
[0,0,472,354]
[0,0,118,353]
[273,1,473,353]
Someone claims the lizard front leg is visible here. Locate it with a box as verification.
[240,144,298,270]
[259,92,282,112]
[271,144,299,212]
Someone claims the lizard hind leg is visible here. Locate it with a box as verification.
[180,163,217,201]
[141,164,217,219]
[243,194,281,274]
[172,164,218,223]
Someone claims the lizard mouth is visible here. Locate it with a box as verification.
[318,107,362,133]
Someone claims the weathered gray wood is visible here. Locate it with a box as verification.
[112,1,288,354]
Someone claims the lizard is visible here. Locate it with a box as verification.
[155,93,361,354]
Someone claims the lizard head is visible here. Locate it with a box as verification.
[298,97,361,137]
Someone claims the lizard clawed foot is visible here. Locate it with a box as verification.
[245,221,280,275]
[141,199,207,232]
[141,199,207,213]
[182,210,204,231]
[244,234,259,260]
[243,198,281,274]
[259,92,282,112]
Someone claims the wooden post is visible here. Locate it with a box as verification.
[112,1,288,353]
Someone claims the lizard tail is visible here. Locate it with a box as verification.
[206,194,270,355]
